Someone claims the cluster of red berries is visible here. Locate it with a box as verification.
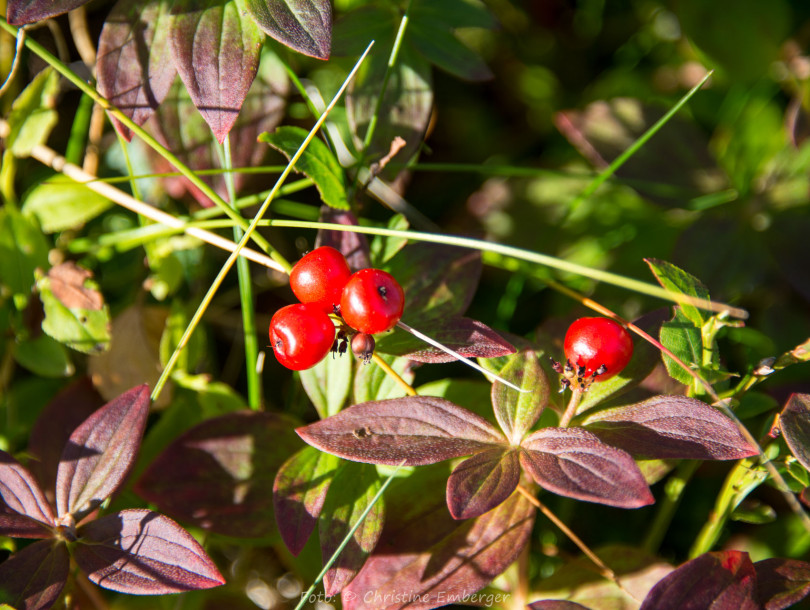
[270,246,405,370]
[554,317,634,390]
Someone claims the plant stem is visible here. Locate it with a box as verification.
[558,388,583,427]
[641,460,700,554]
[371,352,416,396]
[515,485,639,603]
[222,136,261,410]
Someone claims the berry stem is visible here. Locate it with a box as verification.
[558,387,583,427]
[371,352,417,397]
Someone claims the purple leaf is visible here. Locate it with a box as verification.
[376,316,515,363]
[520,427,654,508]
[244,0,331,59]
[755,557,810,610]
[529,602,591,610]
[779,394,810,472]
[74,509,225,594]
[0,503,52,538]
[315,207,372,271]
[446,447,520,520]
[148,52,287,207]
[296,396,506,466]
[386,243,482,325]
[274,445,340,556]
[55,384,150,522]
[640,550,758,610]
[320,462,384,596]
[0,451,54,527]
[7,0,89,25]
[27,376,104,498]
[169,0,263,143]
[0,539,69,610]
[581,395,758,460]
[343,489,535,609]
[492,351,549,444]
[136,411,301,537]
[96,0,177,141]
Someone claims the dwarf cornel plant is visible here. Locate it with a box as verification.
[4,0,810,609]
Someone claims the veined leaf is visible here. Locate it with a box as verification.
[0,539,70,610]
[754,557,810,610]
[7,0,90,25]
[779,394,810,472]
[646,258,711,327]
[446,447,520,520]
[0,451,54,527]
[244,0,331,59]
[491,351,548,445]
[23,175,113,233]
[6,67,59,157]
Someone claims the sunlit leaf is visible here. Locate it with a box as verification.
[297,396,506,466]
[97,0,176,140]
[170,0,263,142]
[319,462,383,596]
[492,351,548,444]
[244,0,331,59]
[640,550,758,609]
[74,509,225,594]
[7,0,89,24]
[5,67,59,157]
[581,395,757,460]
[659,308,702,386]
[55,384,151,521]
[136,411,301,537]
[0,208,49,303]
[446,447,520,519]
[646,259,711,327]
[754,557,810,610]
[0,539,69,610]
[520,427,654,508]
[274,446,339,556]
[779,394,810,472]
[23,175,113,233]
[0,451,54,527]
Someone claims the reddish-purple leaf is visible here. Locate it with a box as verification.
[386,243,482,325]
[0,539,69,610]
[244,0,331,60]
[0,451,54,528]
[170,0,263,142]
[342,489,535,609]
[755,557,810,610]
[581,395,758,460]
[779,394,810,472]
[520,427,654,508]
[446,447,520,520]
[640,550,758,610]
[96,0,176,140]
[55,384,150,521]
[274,445,340,556]
[74,509,225,594]
[27,376,104,498]
[529,602,591,610]
[492,351,549,444]
[376,316,516,363]
[315,207,372,271]
[320,462,383,596]
[0,503,52,538]
[296,396,506,466]
[7,0,89,25]
[136,411,301,537]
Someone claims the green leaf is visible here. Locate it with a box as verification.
[369,214,409,266]
[13,334,74,377]
[318,461,383,595]
[659,309,702,386]
[244,0,331,59]
[6,67,60,157]
[411,0,496,30]
[299,352,353,419]
[332,5,396,57]
[491,351,548,445]
[353,353,414,404]
[0,207,50,304]
[408,20,492,82]
[259,126,348,210]
[23,175,113,233]
[646,258,711,326]
[38,273,111,354]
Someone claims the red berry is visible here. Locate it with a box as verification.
[340,268,405,335]
[351,332,376,363]
[563,317,633,381]
[289,246,352,314]
[270,303,336,370]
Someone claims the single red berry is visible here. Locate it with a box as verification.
[563,317,633,382]
[270,303,336,370]
[340,268,405,335]
[289,246,352,314]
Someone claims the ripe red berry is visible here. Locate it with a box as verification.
[340,268,405,335]
[270,303,336,370]
[289,246,352,314]
[563,317,633,382]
